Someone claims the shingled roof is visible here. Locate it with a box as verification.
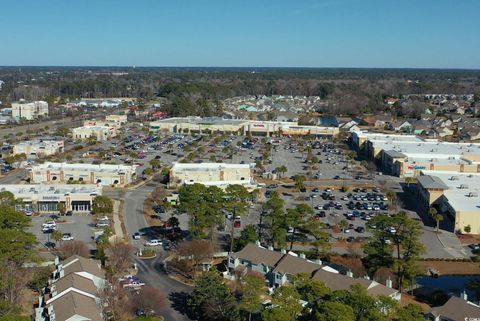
[427,296,480,321]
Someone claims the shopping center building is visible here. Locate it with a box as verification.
[353,131,480,177]
[150,117,339,137]
[416,170,480,234]
[13,140,64,157]
[28,162,136,186]
[0,184,102,213]
[169,162,260,190]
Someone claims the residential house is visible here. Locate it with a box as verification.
[426,295,480,321]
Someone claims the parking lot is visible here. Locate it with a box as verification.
[29,213,104,250]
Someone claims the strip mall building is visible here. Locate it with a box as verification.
[150,117,339,137]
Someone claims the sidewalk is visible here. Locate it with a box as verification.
[110,200,125,242]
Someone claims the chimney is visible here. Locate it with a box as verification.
[346,270,353,278]
[281,249,286,254]
[386,277,393,288]
[268,246,274,251]
[255,241,261,246]
[299,253,306,259]
[315,259,322,266]
[364,275,370,280]
[462,291,468,301]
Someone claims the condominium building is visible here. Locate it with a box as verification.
[11,101,49,121]
[35,256,105,321]
[72,125,117,141]
[169,162,258,190]
[228,243,400,300]
[13,140,64,157]
[1,184,102,213]
[28,162,136,186]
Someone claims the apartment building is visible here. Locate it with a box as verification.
[169,162,258,190]
[28,162,136,186]
[12,100,49,121]
[13,140,64,157]
[72,125,117,141]
[228,243,400,300]
[35,255,105,321]
[1,184,102,213]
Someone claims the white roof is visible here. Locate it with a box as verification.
[14,140,63,147]
[172,162,254,171]
[421,170,480,213]
[30,162,136,173]
[73,125,114,131]
[0,184,102,198]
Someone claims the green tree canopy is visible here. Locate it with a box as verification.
[188,270,240,321]
[92,196,113,214]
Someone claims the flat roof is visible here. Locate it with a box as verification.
[73,125,114,130]
[151,117,248,126]
[172,162,253,170]
[421,170,480,213]
[0,184,102,196]
[30,162,135,173]
[14,140,63,147]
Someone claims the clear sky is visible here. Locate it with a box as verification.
[1,0,479,69]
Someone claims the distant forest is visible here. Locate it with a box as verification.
[0,67,479,117]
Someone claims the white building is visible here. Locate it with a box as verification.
[28,162,136,186]
[169,162,259,190]
[13,140,64,157]
[11,101,49,121]
[0,184,102,213]
[72,125,117,141]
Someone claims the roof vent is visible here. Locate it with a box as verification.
[450,176,459,181]
[459,184,469,189]
[468,192,478,197]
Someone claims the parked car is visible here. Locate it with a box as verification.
[133,232,141,240]
[24,209,33,216]
[42,221,56,228]
[62,233,74,241]
[145,239,162,246]
[96,221,109,227]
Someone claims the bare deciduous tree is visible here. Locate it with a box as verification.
[130,286,165,316]
[105,241,133,278]
[57,240,90,259]
[173,240,214,279]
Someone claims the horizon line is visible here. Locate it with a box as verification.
[0,65,479,71]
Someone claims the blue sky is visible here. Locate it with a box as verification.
[0,0,479,68]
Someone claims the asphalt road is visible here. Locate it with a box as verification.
[135,255,192,321]
[106,183,193,321]
[0,169,26,184]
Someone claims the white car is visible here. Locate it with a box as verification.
[389,227,397,234]
[96,221,109,227]
[42,221,56,228]
[145,239,162,246]
[24,210,33,216]
[98,216,109,221]
[62,233,74,241]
